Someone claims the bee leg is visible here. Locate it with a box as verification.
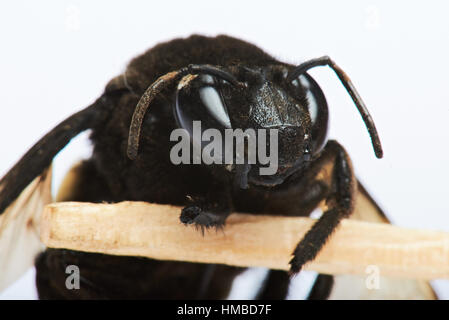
[180,206,230,232]
[180,181,232,232]
[255,271,335,300]
[307,274,334,300]
[289,140,356,274]
[255,270,290,300]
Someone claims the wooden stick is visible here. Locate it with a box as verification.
[40,201,449,280]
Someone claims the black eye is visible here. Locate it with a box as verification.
[197,76,232,128]
[291,75,317,125]
[174,75,233,164]
[175,74,231,136]
[290,73,329,155]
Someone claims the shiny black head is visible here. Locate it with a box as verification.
[128,58,383,188]
[174,65,329,187]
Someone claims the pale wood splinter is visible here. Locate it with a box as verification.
[40,201,449,280]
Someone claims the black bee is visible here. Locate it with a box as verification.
[0,35,383,299]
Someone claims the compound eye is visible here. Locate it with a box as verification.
[174,75,232,164]
[175,75,231,136]
[198,76,232,128]
[291,73,329,155]
[291,75,318,125]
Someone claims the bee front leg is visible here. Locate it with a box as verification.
[289,140,356,274]
[180,181,232,233]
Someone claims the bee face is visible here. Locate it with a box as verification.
[174,65,329,186]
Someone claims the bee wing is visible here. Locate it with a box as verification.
[324,181,436,300]
[0,97,106,216]
[0,167,52,292]
[0,94,111,293]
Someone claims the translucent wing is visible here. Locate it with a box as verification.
[0,167,52,292]
[0,95,109,293]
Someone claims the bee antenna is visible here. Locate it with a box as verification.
[287,56,383,159]
[127,65,243,160]
[127,71,182,160]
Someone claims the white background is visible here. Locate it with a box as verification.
[1,0,449,299]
